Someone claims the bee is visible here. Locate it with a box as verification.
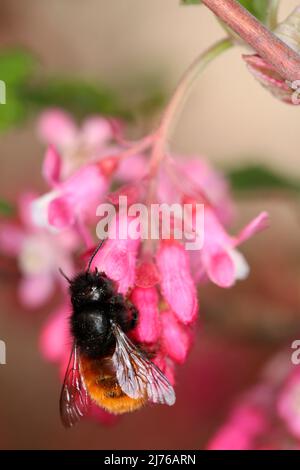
[59,240,176,427]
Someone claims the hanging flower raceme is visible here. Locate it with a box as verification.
[207,351,300,450]
[19,105,269,424]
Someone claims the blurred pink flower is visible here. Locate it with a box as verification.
[277,368,300,439]
[158,156,234,226]
[38,108,113,178]
[31,146,108,231]
[208,402,268,450]
[0,193,78,308]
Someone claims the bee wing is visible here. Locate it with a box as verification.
[111,323,175,406]
[60,343,91,428]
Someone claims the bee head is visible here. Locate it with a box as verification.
[70,271,115,308]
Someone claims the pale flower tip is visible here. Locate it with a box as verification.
[161,309,192,364]
[206,251,236,288]
[156,240,198,325]
[131,286,161,344]
[42,145,62,187]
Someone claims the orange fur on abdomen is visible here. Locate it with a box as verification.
[80,355,147,414]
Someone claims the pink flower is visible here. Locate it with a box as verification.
[160,309,193,364]
[208,404,268,450]
[156,240,198,324]
[130,286,161,344]
[0,193,78,308]
[89,213,141,294]
[277,368,300,438]
[31,146,108,230]
[194,208,269,288]
[38,108,113,178]
[159,156,234,225]
[207,385,270,450]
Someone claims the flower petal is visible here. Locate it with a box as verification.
[115,154,147,183]
[39,303,70,362]
[42,145,62,187]
[90,214,140,294]
[81,116,112,148]
[230,249,250,281]
[205,250,236,288]
[18,274,54,308]
[156,241,198,324]
[48,196,74,229]
[131,287,161,344]
[37,108,77,148]
[161,309,192,364]
[235,212,269,246]
[0,223,25,256]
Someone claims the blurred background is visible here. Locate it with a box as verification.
[1,0,300,450]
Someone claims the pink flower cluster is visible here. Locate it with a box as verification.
[207,352,300,450]
[0,107,269,424]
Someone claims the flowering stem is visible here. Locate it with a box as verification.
[202,0,300,82]
[149,37,232,176]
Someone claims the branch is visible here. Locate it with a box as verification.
[202,0,300,82]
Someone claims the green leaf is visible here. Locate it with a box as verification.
[0,49,35,85]
[181,0,271,23]
[238,0,270,23]
[0,50,36,131]
[0,199,14,217]
[228,165,300,192]
[22,78,128,119]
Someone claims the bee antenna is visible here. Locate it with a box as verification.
[87,239,105,273]
[58,268,71,284]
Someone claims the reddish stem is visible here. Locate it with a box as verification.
[202,0,300,82]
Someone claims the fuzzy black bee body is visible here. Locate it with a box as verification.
[60,241,175,428]
[69,271,137,358]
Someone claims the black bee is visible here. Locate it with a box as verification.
[59,240,175,427]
